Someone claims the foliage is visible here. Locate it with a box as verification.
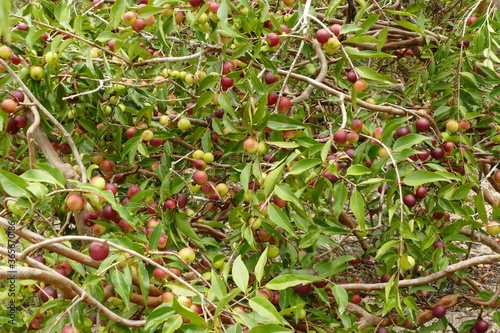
[0,0,500,332]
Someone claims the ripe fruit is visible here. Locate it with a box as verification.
[66,193,85,211]
[347,70,358,83]
[178,118,191,131]
[153,267,168,280]
[351,294,362,304]
[330,24,342,36]
[415,186,427,199]
[193,170,208,185]
[430,147,444,160]
[221,76,234,90]
[1,99,17,114]
[282,129,298,139]
[475,320,489,333]
[433,240,445,249]
[266,32,280,47]
[89,241,110,261]
[316,29,330,44]
[353,79,368,93]
[293,283,312,295]
[0,45,13,59]
[243,138,258,154]
[264,72,279,84]
[273,195,287,208]
[432,305,446,318]
[125,128,137,139]
[100,159,115,172]
[376,328,389,333]
[61,326,80,333]
[395,126,410,138]
[40,286,57,302]
[30,66,44,80]
[403,194,417,208]
[132,18,146,32]
[380,273,391,283]
[350,119,364,132]
[467,16,478,26]
[277,96,292,113]
[9,90,25,103]
[415,118,431,132]
[333,130,347,145]
[102,204,118,220]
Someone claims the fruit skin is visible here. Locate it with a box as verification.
[353,79,368,93]
[66,193,85,211]
[324,37,340,54]
[415,118,431,132]
[486,221,500,236]
[243,138,258,154]
[400,253,415,270]
[30,66,44,80]
[193,170,208,185]
[1,99,17,114]
[0,46,13,59]
[178,247,196,263]
[266,32,280,47]
[277,96,292,113]
[177,118,191,131]
[268,245,280,258]
[61,326,80,333]
[403,193,417,208]
[40,286,57,302]
[88,241,110,261]
[432,305,446,318]
[475,320,489,333]
[316,29,330,44]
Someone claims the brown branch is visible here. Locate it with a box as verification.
[460,227,500,254]
[0,217,164,297]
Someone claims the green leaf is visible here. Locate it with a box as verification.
[346,165,372,176]
[475,191,487,224]
[263,162,285,197]
[232,255,249,293]
[248,324,293,333]
[265,274,318,290]
[21,169,64,188]
[146,304,174,326]
[404,170,457,186]
[350,190,366,230]
[355,66,397,84]
[343,35,381,44]
[254,247,268,283]
[375,240,399,260]
[286,158,322,176]
[161,315,183,333]
[249,297,290,326]
[267,114,307,130]
[394,20,423,35]
[0,0,11,42]
[331,284,348,314]
[274,183,302,208]
[110,268,132,308]
[268,203,297,237]
[108,0,127,29]
[0,170,32,198]
[393,134,430,152]
[266,141,300,149]
[195,91,215,113]
[172,297,208,327]
[214,287,241,318]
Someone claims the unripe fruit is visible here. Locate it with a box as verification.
[66,193,85,211]
[1,99,17,114]
[45,52,59,65]
[0,46,13,59]
[142,129,154,141]
[177,118,191,131]
[178,247,196,263]
[243,138,258,154]
[30,66,44,80]
[323,37,340,54]
[400,253,415,270]
[446,119,459,133]
[268,245,280,258]
[486,221,500,236]
[123,11,137,25]
[90,176,106,190]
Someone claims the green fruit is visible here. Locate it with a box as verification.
[268,245,280,258]
[203,152,214,164]
[305,63,316,76]
[192,150,205,160]
[30,66,44,80]
[45,52,59,65]
[400,254,416,271]
[177,118,191,131]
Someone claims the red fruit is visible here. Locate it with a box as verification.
[222,61,236,74]
[433,240,445,249]
[376,328,389,333]
[330,24,342,36]
[59,143,71,154]
[430,147,444,159]
[346,70,358,83]
[277,96,292,113]
[415,118,430,132]
[380,273,391,283]
[475,320,489,333]
[132,18,146,32]
[432,305,446,318]
[127,185,141,198]
[403,193,417,208]
[467,16,478,26]
[153,267,168,280]
[100,159,115,172]
[293,283,312,295]
[125,127,137,139]
[14,114,28,128]
[17,23,28,31]
[61,326,80,333]
[176,193,188,208]
[1,99,17,114]
[349,119,363,132]
[89,241,110,261]
[9,90,25,103]
[221,76,234,90]
[189,0,203,7]
[267,91,278,106]
[104,183,118,195]
[417,148,430,161]
[32,254,46,265]
[316,28,330,44]
[273,195,287,208]
[108,39,116,52]
[266,32,280,47]
[102,204,118,220]
[351,294,362,304]
[395,126,410,138]
[353,79,368,93]
[165,199,176,210]
[333,130,347,145]
[118,219,134,233]
[415,186,427,199]
[442,141,454,152]
[83,211,98,227]
[40,286,57,302]
[264,72,279,84]
[193,171,208,185]
[323,171,338,183]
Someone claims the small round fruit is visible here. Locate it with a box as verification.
[243,138,258,154]
[475,320,489,333]
[293,283,312,295]
[268,245,280,258]
[193,170,208,185]
[432,305,446,318]
[415,118,431,132]
[142,129,154,141]
[351,294,362,304]
[30,66,44,80]
[177,118,191,131]
[353,79,368,93]
[178,247,196,263]
[347,70,358,83]
[0,45,13,59]
[316,29,330,44]
[1,99,17,114]
[403,194,417,208]
[486,221,500,236]
[277,96,292,113]
[266,32,280,47]
[400,253,415,271]
[89,241,110,261]
[66,193,85,211]
[40,286,57,302]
